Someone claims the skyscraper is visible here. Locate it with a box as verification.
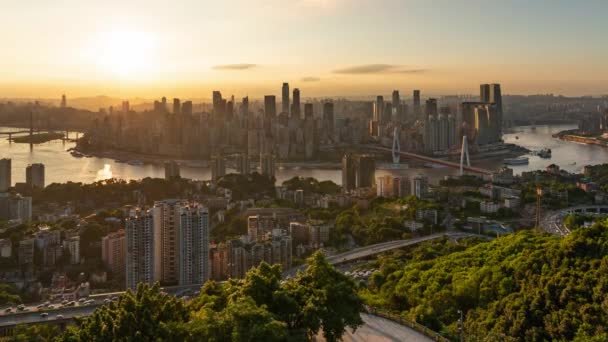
[304,103,314,119]
[260,154,276,179]
[480,84,491,102]
[213,91,225,122]
[60,94,66,108]
[178,204,210,285]
[173,98,181,114]
[292,88,301,118]
[392,90,400,121]
[426,98,438,117]
[264,95,277,120]
[413,90,421,118]
[356,155,376,188]
[164,161,180,179]
[489,83,503,138]
[374,96,384,122]
[235,153,250,175]
[122,101,130,114]
[25,163,45,189]
[282,83,290,114]
[241,96,249,119]
[126,209,159,289]
[211,155,226,182]
[341,154,357,192]
[181,101,193,116]
[323,102,334,136]
[0,159,11,192]
[161,97,167,113]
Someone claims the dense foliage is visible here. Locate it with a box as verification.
[31,178,209,213]
[332,196,440,246]
[57,251,362,342]
[217,173,276,201]
[282,177,341,195]
[361,223,608,341]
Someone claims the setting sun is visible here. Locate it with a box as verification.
[94,30,158,79]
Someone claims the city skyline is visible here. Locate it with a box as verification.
[2,0,608,98]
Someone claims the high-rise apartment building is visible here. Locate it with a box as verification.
[126,209,159,289]
[260,154,276,179]
[412,174,429,199]
[376,175,410,198]
[26,163,45,189]
[102,229,126,277]
[356,155,376,188]
[60,94,67,108]
[341,154,358,192]
[0,159,11,192]
[211,155,226,182]
[164,161,180,179]
[153,199,188,285]
[178,204,210,285]
[341,154,375,191]
[235,153,250,175]
[282,83,290,114]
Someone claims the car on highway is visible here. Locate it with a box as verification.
[17,304,25,311]
[40,312,49,318]
[57,314,64,319]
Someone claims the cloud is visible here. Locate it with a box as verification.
[212,64,257,70]
[332,64,427,75]
[301,76,321,82]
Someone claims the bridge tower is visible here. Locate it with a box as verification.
[392,127,400,164]
[459,135,470,176]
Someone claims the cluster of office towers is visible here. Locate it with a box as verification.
[370,84,503,152]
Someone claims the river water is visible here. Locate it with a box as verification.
[1,124,605,186]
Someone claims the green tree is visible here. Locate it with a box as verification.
[58,283,190,341]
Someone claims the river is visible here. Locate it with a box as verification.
[0,124,605,186]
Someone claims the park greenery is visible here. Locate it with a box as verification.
[217,173,276,201]
[332,196,440,246]
[281,177,341,195]
[56,252,363,342]
[360,222,608,341]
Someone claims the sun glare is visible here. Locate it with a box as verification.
[95,30,158,79]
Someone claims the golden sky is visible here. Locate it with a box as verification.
[1,0,608,98]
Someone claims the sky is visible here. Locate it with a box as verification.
[1,0,608,99]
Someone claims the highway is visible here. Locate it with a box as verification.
[284,232,487,277]
[315,313,434,342]
[1,232,486,334]
[540,205,608,236]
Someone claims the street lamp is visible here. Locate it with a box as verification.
[457,309,464,342]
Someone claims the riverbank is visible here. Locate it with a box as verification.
[12,132,65,144]
[553,129,608,147]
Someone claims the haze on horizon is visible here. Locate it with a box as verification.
[2,0,608,99]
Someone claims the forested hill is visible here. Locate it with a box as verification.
[361,223,608,341]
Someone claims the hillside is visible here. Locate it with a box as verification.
[361,224,608,341]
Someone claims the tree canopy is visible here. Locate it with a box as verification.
[56,251,362,342]
[360,221,608,341]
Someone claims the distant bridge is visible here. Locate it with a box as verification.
[371,146,493,175]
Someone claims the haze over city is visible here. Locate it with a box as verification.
[2,0,608,99]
